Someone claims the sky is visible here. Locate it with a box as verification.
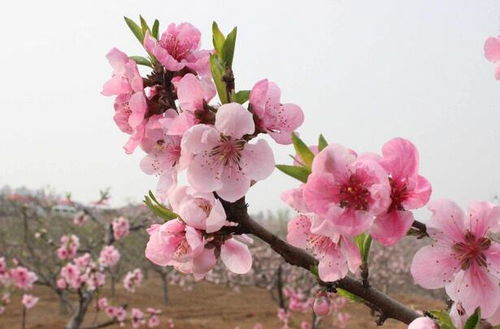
[0,0,499,214]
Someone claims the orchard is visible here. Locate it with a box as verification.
[1,7,500,329]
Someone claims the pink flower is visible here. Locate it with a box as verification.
[9,267,37,290]
[219,236,253,275]
[56,278,66,290]
[407,317,438,329]
[143,23,210,74]
[21,294,39,309]
[145,220,216,278]
[303,144,391,237]
[287,214,361,281]
[249,79,304,144]
[484,36,500,80]
[281,185,310,213]
[370,138,431,246]
[102,48,148,154]
[169,186,227,233]
[165,73,216,136]
[60,263,81,289]
[181,103,275,202]
[98,245,120,268]
[139,113,182,195]
[114,307,127,322]
[148,315,160,328]
[56,234,80,260]
[98,297,108,310]
[131,308,145,328]
[312,295,330,316]
[123,268,144,292]
[410,200,500,318]
[112,217,130,240]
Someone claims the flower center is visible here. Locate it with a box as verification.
[452,231,491,270]
[194,198,212,216]
[388,177,408,212]
[209,136,246,168]
[162,35,191,61]
[338,174,370,211]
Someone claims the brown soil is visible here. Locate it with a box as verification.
[0,277,445,329]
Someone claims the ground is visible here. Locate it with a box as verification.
[0,277,445,329]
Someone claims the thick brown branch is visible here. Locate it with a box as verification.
[221,197,421,325]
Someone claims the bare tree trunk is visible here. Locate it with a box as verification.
[276,264,286,310]
[65,291,94,329]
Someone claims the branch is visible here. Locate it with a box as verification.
[220,197,421,325]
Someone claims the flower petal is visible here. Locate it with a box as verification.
[410,245,459,289]
[220,239,252,274]
[215,103,255,139]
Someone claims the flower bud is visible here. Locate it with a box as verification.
[313,296,330,316]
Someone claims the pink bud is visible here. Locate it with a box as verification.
[313,296,330,316]
[408,317,439,329]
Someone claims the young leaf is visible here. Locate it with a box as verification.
[129,56,152,67]
[124,17,144,44]
[276,164,311,183]
[139,15,151,35]
[291,132,315,168]
[143,191,178,221]
[354,234,372,263]
[222,27,237,67]
[318,134,328,151]
[152,19,160,39]
[234,90,250,104]
[212,21,226,54]
[336,288,363,303]
[210,54,228,104]
[463,308,481,329]
[428,310,455,329]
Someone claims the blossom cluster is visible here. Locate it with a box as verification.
[0,257,38,314]
[56,234,80,260]
[58,252,106,291]
[102,20,304,278]
[98,297,163,328]
[284,138,431,281]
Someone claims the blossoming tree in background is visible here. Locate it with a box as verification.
[102,16,500,329]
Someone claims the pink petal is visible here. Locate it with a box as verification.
[187,152,224,194]
[467,202,500,237]
[303,172,339,216]
[410,245,459,289]
[241,139,275,181]
[215,103,255,139]
[205,200,227,233]
[402,175,432,209]
[445,264,500,318]
[216,166,251,202]
[324,207,374,237]
[318,245,348,282]
[311,144,357,176]
[220,239,252,274]
[484,243,500,278]
[340,237,361,273]
[287,215,312,249]
[176,73,206,111]
[128,92,147,128]
[484,37,500,63]
[426,199,466,244]
[192,247,217,276]
[281,185,309,213]
[371,211,414,246]
[380,138,419,180]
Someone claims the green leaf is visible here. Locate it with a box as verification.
[318,134,328,151]
[124,17,144,44]
[463,308,481,329]
[336,288,363,303]
[276,164,311,183]
[139,15,151,35]
[291,133,315,168]
[354,234,372,263]
[428,310,454,329]
[210,54,228,104]
[152,19,160,39]
[143,191,178,221]
[212,21,226,54]
[129,56,152,67]
[222,27,237,67]
[234,90,250,104]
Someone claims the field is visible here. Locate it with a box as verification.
[0,275,444,329]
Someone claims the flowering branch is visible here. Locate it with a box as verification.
[220,197,421,325]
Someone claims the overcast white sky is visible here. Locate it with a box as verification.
[1,0,499,213]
